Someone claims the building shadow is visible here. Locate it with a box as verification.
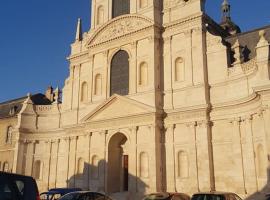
[66,159,149,200]
[245,167,270,200]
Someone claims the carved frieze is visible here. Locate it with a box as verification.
[164,0,188,9]
[87,15,153,47]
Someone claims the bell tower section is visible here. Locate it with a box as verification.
[91,0,162,30]
[163,0,216,193]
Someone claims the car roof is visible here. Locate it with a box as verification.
[49,188,82,192]
[193,191,237,195]
[0,172,34,180]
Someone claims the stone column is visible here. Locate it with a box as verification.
[68,136,78,188]
[184,29,194,86]
[230,118,247,194]
[44,140,52,190]
[128,126,138,195]
[87,132,92,190]
[16,140,25,174]
[186,122,200,192]
[104,130,109,193]
[103,50,109,99]
[24,141,34,176]
[164,124,176,192]
[163,36,173,109]
[261,107,270,165]
[196,121,213,191]
[89,55,94,102]
[70,65,75,110]
[242,116,258,193]
[130,41,138,94]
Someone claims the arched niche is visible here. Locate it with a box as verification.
[257,144,266,178]
[33,160,42,180]
[94,74,102,96]
[139,0,148,8]
[97,6,104,25]
[177,151,189,178]
[175,57,185,82]
[139,152,149,178]
[77,157,84,174]
[81,82,88,102]
[6,126,12,144]
[139,62,148,86]
[92,155,99,179]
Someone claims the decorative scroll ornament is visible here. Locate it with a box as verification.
[164,0,187,8]
[87,15,153,47]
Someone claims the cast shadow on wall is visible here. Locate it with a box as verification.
[66,159,149,199]
[245,167,270,200]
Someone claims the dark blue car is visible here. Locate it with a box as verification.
[0,172,40,200]
[40,188,82,200]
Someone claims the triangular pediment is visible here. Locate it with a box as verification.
[86,14,154,47]
[81,95,155,122]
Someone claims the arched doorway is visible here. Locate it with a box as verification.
[110,50,129,96]
[107,133,128,193]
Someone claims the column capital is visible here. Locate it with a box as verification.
[229,117,241,125]
[163,36,172,43]
[131,41,137,49]
[164,124,175,131]
[197,120,212,127]
[185,121,197,128]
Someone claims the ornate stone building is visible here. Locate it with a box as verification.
[1,0,270,199]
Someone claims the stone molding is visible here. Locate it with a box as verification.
[86,14,154,47]
[163,13,202,32]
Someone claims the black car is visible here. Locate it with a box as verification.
[143,192,190,200]
[58,191,112,200]
[191,192,242,200]
[0,171,40,200]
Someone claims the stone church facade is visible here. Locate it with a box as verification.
[1,0,270,199]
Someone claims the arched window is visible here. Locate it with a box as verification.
[139,0,148,8]
[77,158,84,174]
[94,74,102,96]
[178,151,189,178]
[110,50,129,96]
[6,126,12,144]
[81,82,88,102]
[257,144,265,178]
[175,57,185,82]
[139,62,148,86]
[140,152,149,178]
[33,160,42,180]
[3,162,9,172]
[112,0,130,18]
[92,155,99,179]
[97,6,104,25]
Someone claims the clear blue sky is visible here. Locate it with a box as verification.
[0,0,269,103]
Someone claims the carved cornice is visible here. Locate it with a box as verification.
[84,114,155,131]
[163,13,202,31]
[87,15,154,47]
[165,109,206,124]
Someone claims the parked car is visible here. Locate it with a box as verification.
[0,171,40,200]
[191,192,242,200]
[58,191,112,200]
[40,188,82,200]
[143,192,190,200]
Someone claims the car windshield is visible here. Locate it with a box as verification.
[40,193,62,200]
[144,194,170,200]
[59,193,81,200]
[192,194,225,200]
